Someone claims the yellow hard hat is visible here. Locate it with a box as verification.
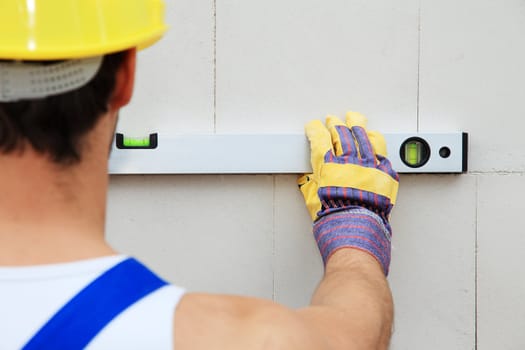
[0,0,167,60]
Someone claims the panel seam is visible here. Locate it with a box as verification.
[416,0,422,132]
[213,0,217,133]
[272,176,277,301]
[474,175,479,350]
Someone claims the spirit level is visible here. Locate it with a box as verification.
[109,133,468,174]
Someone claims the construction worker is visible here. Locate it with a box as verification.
[0,1,398,349]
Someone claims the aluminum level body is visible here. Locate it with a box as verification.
[108,133,468,175]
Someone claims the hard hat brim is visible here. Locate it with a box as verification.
[0,28,167,61]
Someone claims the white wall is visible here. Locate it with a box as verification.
[106,1,525,349]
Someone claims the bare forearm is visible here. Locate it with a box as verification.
[298,249,393,350]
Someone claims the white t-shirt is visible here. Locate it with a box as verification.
[0,255,185,350]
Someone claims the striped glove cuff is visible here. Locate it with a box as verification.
[313,208,392,275]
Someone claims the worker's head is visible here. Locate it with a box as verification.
[0,0,167,165]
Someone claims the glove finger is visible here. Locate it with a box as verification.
[326,115,357,157]
[351,126,376,162]
[345,111,368,128]
[297,174,311,187]
[367,130,388,157]
[305,120,333,173]
[297,173,322,221]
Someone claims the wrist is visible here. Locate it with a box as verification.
[324,248,387,276]
[313,208,392,275]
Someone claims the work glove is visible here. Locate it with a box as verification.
[298,111,399,275]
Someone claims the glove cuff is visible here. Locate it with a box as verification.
[317,186,394,219]
[313,208,392,275]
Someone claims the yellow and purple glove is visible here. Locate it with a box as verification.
[298,111,399,275]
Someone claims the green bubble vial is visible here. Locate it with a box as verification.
[123,137,150,148]
[405,141,421,166]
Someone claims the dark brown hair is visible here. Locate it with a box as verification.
[0,51,127,165]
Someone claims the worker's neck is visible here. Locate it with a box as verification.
[0,140,115,266]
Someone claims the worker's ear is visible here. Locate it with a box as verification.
[109,48,137,111]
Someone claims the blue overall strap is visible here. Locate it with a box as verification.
[22,258,168,350]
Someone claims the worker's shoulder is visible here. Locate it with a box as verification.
[173,292,325,350]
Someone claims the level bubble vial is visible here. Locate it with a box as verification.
[115,133,158,149]
[400,137,431,168]
[123,137,150,148]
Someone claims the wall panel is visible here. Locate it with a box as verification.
[103,0,525,348]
